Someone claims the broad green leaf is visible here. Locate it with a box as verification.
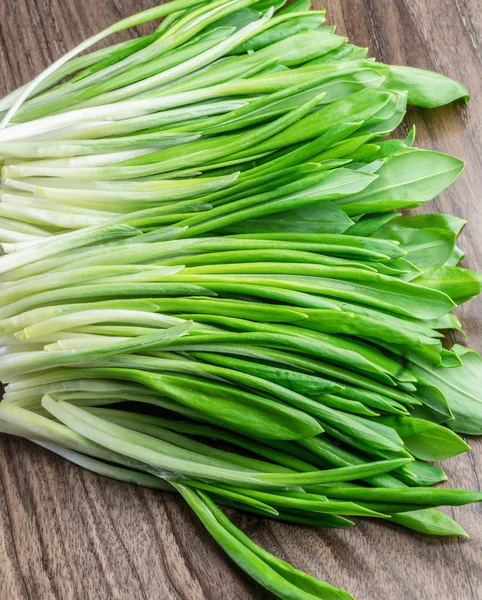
[377,226,456,270]
[413,266,481,304]
[375,416,470,460]
[390,510,469,537]
[409,377,453,422]
[336,149,465,215]
[394,461,447,487]
[411,345,482,435]
[386,214,466,235]
[384,65,470,108]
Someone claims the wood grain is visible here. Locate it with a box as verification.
[0,1,481,598]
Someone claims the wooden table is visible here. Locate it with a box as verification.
[0,1,481,598]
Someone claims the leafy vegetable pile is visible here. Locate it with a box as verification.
[1,1,482,598]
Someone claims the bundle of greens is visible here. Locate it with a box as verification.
[1,1,481,598]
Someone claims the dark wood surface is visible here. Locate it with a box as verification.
[0,1,481,598]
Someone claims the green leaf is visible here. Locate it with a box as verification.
[336,387,411,416]
[154,297,308,324]
[252,88,393,153]
[205,7,261,31]
[299,437,468,535]
[314,394,379,416]
[377,225,456,270]
[318,486,482,507]
[231,14,326,54]
[412,345,482,435]
[302,308,441,347]
[42,397,324,487]
[252,0,288,12]
[307,44,368,64]
[256,458,413,486]
[409,377,453,422]
[362,91,407,135]
[337,149,465,215]
[387,213,466,235]
[172,266,456,320]
[92,408,292,475]
[221,233,404,260]
[108,367,323,441]
[164,324,399,384]
[0,322,193,379]
[181,168,376,237]
[394,461,447,487]
[369,138,412,160]
[390,510,469,537]
[345,212,400,236]
[445,246,465,266]
[222,201,354,234]
[193,352,342,395]
[384,65,470,108]
[218,486,387,517]
[177,486,356,600]
[413,266,481,304]
[374,416,470,460]
[244,29,346,69]
[277,0,312,14]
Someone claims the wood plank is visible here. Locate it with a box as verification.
[0,1,480,598]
